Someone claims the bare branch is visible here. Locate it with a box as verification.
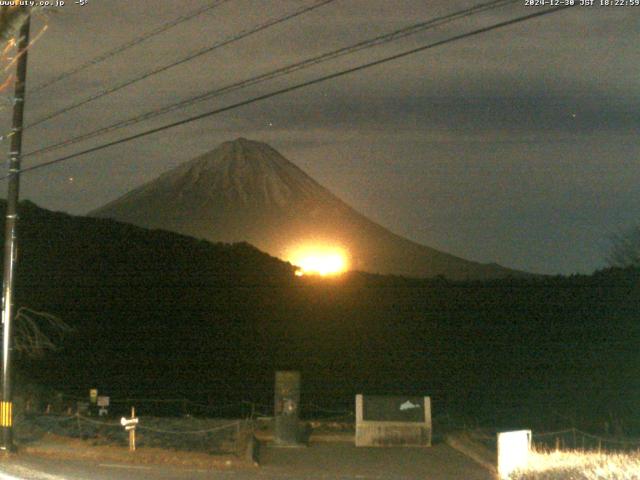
[0,6,30,44]
[13,307,73,358]
[607,226,640,268]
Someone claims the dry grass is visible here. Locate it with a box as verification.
[510,448,640,480]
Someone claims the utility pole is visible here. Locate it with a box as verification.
[1,12,31,452]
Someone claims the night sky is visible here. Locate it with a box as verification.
[1,0,638,275]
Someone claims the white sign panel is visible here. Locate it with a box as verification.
[497,430,531,479]
[120,417,139,427]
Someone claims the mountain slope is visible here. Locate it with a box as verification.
[3,201,637,427]
[92,138,524,279]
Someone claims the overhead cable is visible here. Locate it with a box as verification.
[6,5,573,179]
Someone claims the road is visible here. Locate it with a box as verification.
[0,443,493,479]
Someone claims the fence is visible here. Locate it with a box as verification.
[29,393,355,420]
[65,395,262,419]
[532,427,640,453]
[465,426,640,455]
[16,411,253,456]
[14,394,358,455]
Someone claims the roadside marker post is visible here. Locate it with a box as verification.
[120,407,139,451]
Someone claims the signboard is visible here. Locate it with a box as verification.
[355,394,432,447]
[362,396,426,423]
[121,409,139,452]
[120,416,139,427]
[89,388,98,404]
[498,430,531,479]
[97,396,110,407]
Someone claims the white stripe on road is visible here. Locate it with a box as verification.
[98,463,152,470]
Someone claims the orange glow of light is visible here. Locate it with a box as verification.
[287,245,349,277]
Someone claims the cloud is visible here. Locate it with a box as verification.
[0,0,637,275]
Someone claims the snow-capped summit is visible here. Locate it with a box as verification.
[91,138,523,279]
[164,138,335,209]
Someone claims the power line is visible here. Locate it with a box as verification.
[6,5,573,180]
[26,0,336,129]
[23,0,517,159]
[29,0,231,94]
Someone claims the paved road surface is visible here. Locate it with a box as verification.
[0,443,493,479]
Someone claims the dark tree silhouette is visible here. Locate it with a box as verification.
[607,226,640,268]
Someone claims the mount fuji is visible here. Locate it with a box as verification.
[91,138,524,279]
